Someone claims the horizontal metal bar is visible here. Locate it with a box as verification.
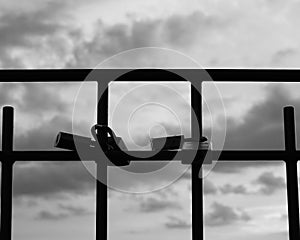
[0,151,82,161]
[0,150,298,162]
[206,69,300,82]
[0,69,300,82]
[0,69,91,82]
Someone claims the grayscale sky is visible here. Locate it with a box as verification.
[1,0,300,240]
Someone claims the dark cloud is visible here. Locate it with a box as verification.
[67,19,158,68]
[211,173,285,196]
[205,202,251,227]
[0,83,90,150]
[163,11,226,47]
[165,216,191,229]
[211,161,284,174]
[204,180,218,195]
[58,204,93,216]
[14,115,88,150]
[271,48,298,66]
[138,197,181,213]
[35,203,92,221]
[14,116,69,150]
[13,162,95,199]
[13,197,39,207]
[220,183,248,195]
[210,84,300,174]
[219,84,300,150]
[0,83,73,115]
[0,2,68,68]
[253,171,286,195]
[36,211,68,221]
[0,2,63,47]
[153,186,179,199]
[68,11,226,68]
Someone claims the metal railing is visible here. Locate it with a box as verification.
[0,69,299,240]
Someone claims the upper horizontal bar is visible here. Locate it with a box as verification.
[1,69,300,82]
[0,150,298,162]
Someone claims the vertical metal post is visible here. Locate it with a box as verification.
[284,106,300,240]
[191,84,203,240]
[1,106,14,240]
[96,85,108,240]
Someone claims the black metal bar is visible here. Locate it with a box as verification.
[284,106,300,240]
[1,106,14,240]
[284,107,297,152]
[96,84,109,240]
[206,69,300,82]
[0,69,91,82]
[191,163,203,240]
[1,69,300,82]
[0,150,299,162]
[191,84,203,240]
[96,164,107,240]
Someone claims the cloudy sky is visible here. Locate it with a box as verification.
[1,0,300,240]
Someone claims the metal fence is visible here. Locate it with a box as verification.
[0,69,299,240]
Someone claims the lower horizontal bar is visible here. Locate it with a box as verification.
[0,151,82,161]
[0,150,298,162]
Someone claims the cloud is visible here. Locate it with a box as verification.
[204,180,218,195]
[35,211,68,221]
[138,197,182,213]
[14,116,71,150]
[0,83,75,116]
[13,162,95,199]
[0,2,63,47]
[0,1,70,68]
[220,184,248,195]
[253,171,286,195]
[205,202,251,227]
[67,10,226,68]
[1,2,223,68]
[165,216,191,229]
[1,0,300,68]
[237,231,288,240]
[14,115,89,150]
[271,48,298,66]
[216,173,286,196]
[152,186,179,199]
[221,84,291,150]
[179,169,219,196]
[35,203,92,221]
[58,204,93,216]
[161,11,226,48]
[210,84,300,174]
[0,82,92,150]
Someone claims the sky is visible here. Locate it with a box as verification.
[1,0,300,240]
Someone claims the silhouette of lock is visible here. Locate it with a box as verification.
[91,124,129,166]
